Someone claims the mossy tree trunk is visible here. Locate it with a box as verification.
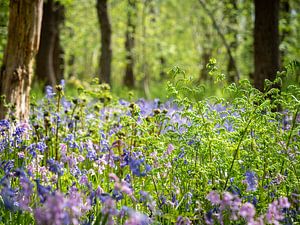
[0,0,43,121]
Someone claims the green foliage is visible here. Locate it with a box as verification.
[1,66,300,224]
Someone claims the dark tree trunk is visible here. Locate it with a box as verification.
[225,0,238,83]
[36,0,57,87]
[0,0,43,121]
[96,0,112,85]
[159,50,167,80]
[53,29,64,82]
[53,3,65,83]
[36,0,64,87]
[254,0,280,91]
[200,51,211,81]
[123,0,136,88]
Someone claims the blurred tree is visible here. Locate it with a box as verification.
[198,0,240,82]
[0,0,9,63]
[96,0,112,85]
[53,3,65,83]
[36,0,65,87]
[123,0,137,88]
[254,0,279,91]
[141,0,151,98]
[0,0,43,120]
[279,0,291,68]
[224,0,238,83]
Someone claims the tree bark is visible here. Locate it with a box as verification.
[36,0,64,87]
[36,0,57,87]
[254,0,280,91]
[0,0,43,121]
[53,26,64,83]
[123,0,136,88]
[53,2,65,83]
[96,0,112,85]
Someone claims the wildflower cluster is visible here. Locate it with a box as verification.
[0,77,299,224]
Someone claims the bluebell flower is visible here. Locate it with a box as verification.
[60,79,65,88]
[36,142,47,153]
[86,150,97,161]
[3,160,14,174]
[112,189,123,201]
[13,126,26,137]
[47,159,64,176]
[1,186,18,211]
[244,171,258,191]
[121,150,131,167]
[61,97,72,110]
[176,216,191,225]
[35,179,51,203]
[26,142,47,156]
[125,174,131,183]
[139,191,148,203]
[171,192,178,206]
[159,195,167,208]
[45,85,55,99]
[129,158,151,177]
[227,185,241,196]
[70,166,82,177]
[0,139,9,152]
[99,193,111,203]
[0,119,10,135]
[26,143,37,157]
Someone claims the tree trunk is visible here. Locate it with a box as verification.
[123,0,136,88]
[198,0,240,82]
[200,51,211,81]
[96,0,112,85]
[36,0,64,87]
[254,0,280,91]
[225,0,238,83]
[53,27,64,82]
[279,0,291,68]
[53,2,65,83]
[0,0,43,121]
[36,0,57,87]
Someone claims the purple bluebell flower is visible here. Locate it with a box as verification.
[124,209,151,225]
[165,143,174,156]
[279,197,290,208]
[244,171,258,191]
[0,119,10,135]
[129,158,145,177]
[2,160,14,174]
[47,159,64,176]
[45,85,56,99]
[101,196,118,225]
[0,139,9,152]
[18,176,33,211]
[35,179,51,203]
[1,186,18,211]
[239,202,256,222]
[34,192,66,225]
[207,191,221,205]
[176,216,192,225]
